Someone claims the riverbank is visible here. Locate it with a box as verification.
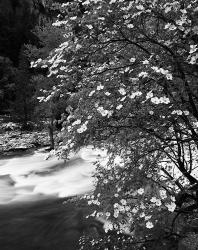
[0,129,51,157]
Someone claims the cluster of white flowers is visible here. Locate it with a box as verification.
[118,87,126,95]
[87,195,100,206]
[114,155,125,167]
[72,119,81,126]
[138,72,148,78]
[97,84,104,90]
[103,221,114,232]
[164,23,177,31]
[150,196,162,206]
[193,121,198,129]
[129,58,136,63]
[123,13,130,19]
[189,45,197,54]
[146,91,153,99]
[171,110,189,115]
[67,126,72,132]
[149,110,154,115]
[159,189,167,199]
[82,0,90,5]
[171,110,182,115]
[142,59,149,64]
[105,92,111,96]
[127,23,134,29]
[122,2,133,11]
[119,221,132,234]
[116,104,123,110]
[146,221,154,229]
[52,20,68,27]
[151,66,173,80]
[129,91,142,99]
[113,200,131,218]
[86,24,93,29]
[136,4,144,10]
[150,96,170,104]
[189,53,198,64]
[175,15,189,29]
[137,188,144,195]
[109,0,116,4]
[132,207,138,214]
[145,215,152,221]
[120,199,127,205]
[77,123,88,133]
[140,212,146,218]
[165,202,176,212]
[97,106,113,117]
[76,44,82,50]
[192,25,198,35]
[125,67,130,72]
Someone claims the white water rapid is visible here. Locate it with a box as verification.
[0,147,106,204]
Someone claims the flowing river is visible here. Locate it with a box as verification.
[0,147,109,250]
[0,146,105,204]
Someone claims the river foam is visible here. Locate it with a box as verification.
[0,147,107,204]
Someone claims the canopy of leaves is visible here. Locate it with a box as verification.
[34,0,198,248]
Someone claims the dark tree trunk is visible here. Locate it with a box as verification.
[48,116,54,149]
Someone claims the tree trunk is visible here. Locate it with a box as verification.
[23,98,28,128]
[48,116,54,149]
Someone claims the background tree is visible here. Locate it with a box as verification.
[25,18,68,147]
[0,56,16,115]
[0,0,62,125]
[9,48,37,127]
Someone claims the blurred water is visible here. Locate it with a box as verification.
[0,147,107,204]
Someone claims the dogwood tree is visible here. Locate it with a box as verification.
[33,0,198,248]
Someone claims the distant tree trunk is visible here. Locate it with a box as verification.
[48,116,54,149]
[23,97,28,128]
